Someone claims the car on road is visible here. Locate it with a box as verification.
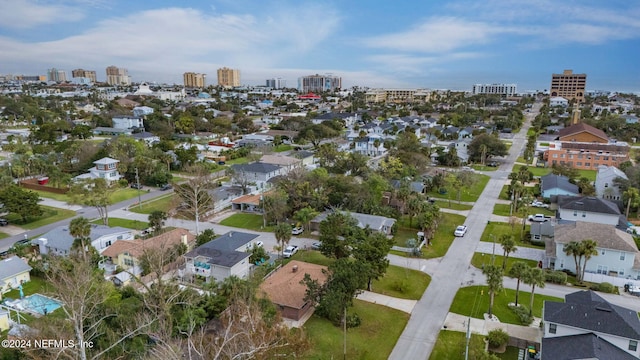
[283,245,298,258]
[0,218,8,226]
[454,225,468,237]
[130,183,143,189]
[528,214,550,222]
[159,184,173,191]
[531,200,549,208]
[291,226,303,235]
[311,242,321,250]
[487,161,499,167]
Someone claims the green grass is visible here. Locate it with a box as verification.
[0,233,8,239]
[516,156,529,164]
[393,227,420,247]
[422,213,467,259]
[433,200,473,211]
[35,187,142,204]
[481,222,543,249]
[90,218,149,230]
[129,194,176,214]
[225,157,250,165]
[371,265,430,300]
[5,205,76,230]
[450,286,562,325]
[539,142,549,147]
[471,253,539,273]
[219,213,273,232]
[430,330,486,360]
[493,346,521,360]
[426,174,490,203]
[274,144,293,152]
[4,276,51,299]
[289,249,334,267]
[499,185,510,200]
[493,203,554,217]
[470,164,498,172]
[303,300,409,360]
[528,167,596,181]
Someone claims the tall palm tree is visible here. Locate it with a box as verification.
[274,223,292,260]
[624,187,640,218]
[293,207,318,232]
[524,267,545,315]
[500,235,517,270]
[69,217,91,262]
[581,240,599,283]
[482,264,503,318]
[509,262,529,307]
[563,241,583,282]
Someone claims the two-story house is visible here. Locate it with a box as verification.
[542,290,640,359]
[183,231,260,283]
[73,157,122,183]
[34,224,134,256]
[556,196,625,227]
[112,116,144,130]
[595,165,628,201]
[353,135,385,156]
[259,155,301,174]
[230,162,282,190]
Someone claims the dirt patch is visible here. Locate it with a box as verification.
[0,225,26,236]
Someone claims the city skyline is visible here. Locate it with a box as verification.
[0,0,638,92]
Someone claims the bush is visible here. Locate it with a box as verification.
[346,313,361,328]
[545,270,568,284]
[509,304,533,325]
[591,282,617,294]
[392,279,409,293]
[487,328,509,348]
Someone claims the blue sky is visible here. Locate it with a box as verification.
[0,0,638,92]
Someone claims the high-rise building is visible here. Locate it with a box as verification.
[266,78,286,89]
[471,83,517,97]
[71,69,97,83]
[217,67,240,87]
[47,68,67,82]
[298,74,342,93]
[550,70,586,103]
[183,72,206,88]
[105,66,131,85]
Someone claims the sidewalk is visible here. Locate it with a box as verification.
[38,198,83,211]
[356,290,417,314]
[443,312,541,343]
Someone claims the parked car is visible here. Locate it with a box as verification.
[159,184,173,191]
[131,183,143,189]
[291,226,303,235]
[454,225,468,237]
[0,218,8,226]
[531,200,549,208]
[487,161,499,167]
[283,245,298,258]
[528,214,550,222]
[311,242,321,250]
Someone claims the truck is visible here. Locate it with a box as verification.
[528,214,551,222]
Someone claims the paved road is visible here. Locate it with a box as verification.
[389,104,539,360]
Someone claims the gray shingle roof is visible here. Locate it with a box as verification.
[0,256,31,281]
[38,224,132,253]
[544,290,640,340]
[540,174,579,193]
[557,196,621,215]
[554,222,637,252]
[312,211,396,232]
[183,231,258,268]
[542,333,637,360]
[231,162,281,174]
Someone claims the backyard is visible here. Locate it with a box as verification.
[470,253,539,273]
[492,203,554,217]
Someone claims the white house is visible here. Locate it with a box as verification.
[73,157,122,183]
[183,231,259,283]
[542,290,640,359]
[34,224,135,256]
[549,96,569,107]
[310,211,396,235]
[595,165,628,201]
[230,162,282,190]
[352,135,386,156]
[112,116,144,130]
[556,196,623,227]
[132,106,154,117]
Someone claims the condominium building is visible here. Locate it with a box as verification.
[550,70,587,103]
[183,72,206,88]
[471,83,517,97]
[365,88,431,103]
[266,78,286,89]
[298,74,342,93]
[217,67,240,87]
[105,66,131,86]
[47,68,67,82]
[71,69,97,83]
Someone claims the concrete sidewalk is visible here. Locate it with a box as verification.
[443,312,541,343]
[356,290,417,314]
[39,197,83,211]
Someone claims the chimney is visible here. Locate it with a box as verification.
[229,232,233,237]
[292,265,298,273]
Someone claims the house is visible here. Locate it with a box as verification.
[292,150,316,168]
[352,135,385,156]
[390,180,425,194]
[102,228,195,272]
[73,157,122,183]
[259,260,328,323]
[556,196,624,227]
[0,310,9,331]
[132,131,160,146]
[132,106,154,117]
[549,96,569,107]
[183,231,260,283]
[310,211,396,235]
[112,116,144,130]
[231,193,262,212]
[595,165,628,201]
[34,224,134,256]
[540,174,579,199]
[230,162,282,190]
[259,154,301,173]
[542,290,640,359]
[0,256,31,293]
[529,221,555,245]
[545,222,640,281]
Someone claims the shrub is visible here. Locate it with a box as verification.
[591,282,617,294]
[346,313,361,328]
[487,328,509,349]
[393,279,409,293]
[545,270,568,284]
[509,304,533,325]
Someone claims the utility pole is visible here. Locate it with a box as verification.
[135,167,141,209]
[491,234,496,265]
[464,315,471,360]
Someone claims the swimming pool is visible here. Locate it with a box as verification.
[21,294,61,315]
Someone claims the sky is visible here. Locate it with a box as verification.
[0,0,638,93]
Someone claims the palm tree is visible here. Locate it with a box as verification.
[274,223,292,260]
[523,267,545,316]
[69,217,91,262]
[509,262,529,307]
[293,207,318,232]
[500,235,517,270]
[624,187,640,218]
[563,241,583,282]
[482,264,503,318]
[580,239,599,283]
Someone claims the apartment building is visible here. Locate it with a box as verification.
[47,68,67,82]
[71,69,97,82]
[550,69,587,103]
[217,67,240,87]
[106,65,131,86]
[298,74,342,93]
[471,83,517,97]
[266,77,286,89]
[365,88,431,103]
[183,72,206,88]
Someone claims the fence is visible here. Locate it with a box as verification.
[20,179,68,194]
[582,272,640,287]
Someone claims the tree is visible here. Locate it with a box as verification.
[500,235,517,270]
[0,185,42,222]
[523,267,545,315]
[294,206,319,232]
[580,239,599,283]
[70,217,92,263]
[468,133,508,163]
[261,189,289,227]
[508,262,529,307]
[563,241,584,281]
[148,210,168,234]
[577,177,596,196]
[274,222,292,259]
[624,187,640,218]
[353,232,394,291]
[68,178,115,226]
[195,229,216,247]
[174,167,214,235]
[319,212,360,259]
[483,264,503,318]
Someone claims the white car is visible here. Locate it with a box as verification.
[291,226,303,235]
[531,200,550,208]
[454,225,468,237]
[283,245,298,258]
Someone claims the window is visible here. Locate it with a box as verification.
[585,163,590,167]
[573,210,578,217]
[549,323,557,334]
[630,340,638,352]
[577,162,582,166]
[621,253,626,261]
[601,250,606,255]
[105,241,111,247]
[582,212,586,217]
[553,154,558,158]
[534,234,541,240]
[124,258,135,267]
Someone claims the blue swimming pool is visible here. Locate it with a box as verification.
[21,294,61,315]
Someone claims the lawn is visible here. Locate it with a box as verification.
[470,253,539,273]
[433,200,473,211]
[225,157,250,165]
[303,300,409,360]
[426,173,490,203]
[0,232,8,239]
[90,218,149,230]
[449,286,563,325]
[430,330,486,360]
[35,187,142,204]
[4,276,51,299]
[516,156,529,164]
[371,265,430,300]
[481,222,542,249]
[493,203,554,217]
[289,249,334,267]
[493,346,521,360]
[129,194,176,214]
[422,213,467,259]
[219,213,273,232]
[499,185,511,200]
[5,206,76,230]
[274,144,293,152]
[393,227,420,247]
[470,164,499,172]
[528,167,596,181]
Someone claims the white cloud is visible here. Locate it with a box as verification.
[0,0,86,29]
